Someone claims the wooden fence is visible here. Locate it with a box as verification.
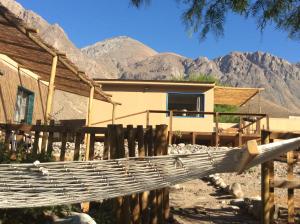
[261,130,300,224]
[0,121,170,224]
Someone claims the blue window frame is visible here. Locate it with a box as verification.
[167,92,205,118]
[14,86,35,124]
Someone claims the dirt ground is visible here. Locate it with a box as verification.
[170,163,300,224]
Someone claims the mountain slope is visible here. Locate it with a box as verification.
[1,0,299,117]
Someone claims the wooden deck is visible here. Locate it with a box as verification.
[169,130,260,146]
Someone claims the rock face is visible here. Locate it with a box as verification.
[1,0,300,118]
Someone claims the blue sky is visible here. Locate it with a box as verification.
[18,0,300,62]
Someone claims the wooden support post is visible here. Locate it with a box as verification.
[256,118,261,134]
[60,132,67,161]
[45,55,58,122]
[238,131,242,147]
[127,125,141,224]
[261,130,273,224]
[85,86,95,161]
[148,125,158,224]
[73,132,81,161]
[46,120,55,157]
[112,125,130,224]
[140,126,153,224]
[103,129,109,160]
[192,132,196,145]
[266,115,270,130]
[215,112,219,146]
[146,110,150,126]
[287,151,295,224]
[112,103,116,125]
[162,125,170,222]
[4,128,11,152]
[168,110,173,145]
[155,125,168,224]
[88,133,95,161]
[32,120,41,159]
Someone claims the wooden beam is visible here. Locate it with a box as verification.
[45,55,58,123]
[270,178,300,189]
[238,140,260,174]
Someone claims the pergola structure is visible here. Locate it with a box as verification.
[0,4,122,161]
[0,4,119,124]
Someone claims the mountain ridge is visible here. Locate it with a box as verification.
[1,0,300,118]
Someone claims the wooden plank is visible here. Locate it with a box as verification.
[287,151,295,224]
[60,132,67,161]
[73,132,81,161]
[46,119,55,157]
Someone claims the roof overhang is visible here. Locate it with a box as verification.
[0,4,113,103]
[95,79,215,92]
[214,86,263,106]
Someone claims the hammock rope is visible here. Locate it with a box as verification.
[0,137,299,208]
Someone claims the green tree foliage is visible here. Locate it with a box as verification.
[131,0,300,40]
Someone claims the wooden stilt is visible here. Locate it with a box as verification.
[261,130,272,224]
[41,55,58,154]
[112,103,116,125]
[168,110,173,145]
[85,86,94,161]
[287,151,295,224]
[81,86,95,213]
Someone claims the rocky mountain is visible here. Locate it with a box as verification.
[1,0,300,117]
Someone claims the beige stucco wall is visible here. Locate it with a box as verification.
[261,117,300,132]
[92,88,214,132]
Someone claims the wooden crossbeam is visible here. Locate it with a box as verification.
[270,179,300,189]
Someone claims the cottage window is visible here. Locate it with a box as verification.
[167,93,204,117]
[14,87,34,124]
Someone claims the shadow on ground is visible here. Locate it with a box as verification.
[171,206,259,224]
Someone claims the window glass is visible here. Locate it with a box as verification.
[14,87,34,124]
[167,93,204,117]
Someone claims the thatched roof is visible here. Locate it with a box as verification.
[214,86,263,106]
[0,3,113,103]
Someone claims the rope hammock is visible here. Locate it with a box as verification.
[0,137,299,208]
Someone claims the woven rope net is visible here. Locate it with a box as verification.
[0,137,300,208]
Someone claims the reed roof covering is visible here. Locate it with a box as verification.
[214,86,263,106]
[0,4,112,103]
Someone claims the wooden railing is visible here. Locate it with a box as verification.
[90,110,268,146]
